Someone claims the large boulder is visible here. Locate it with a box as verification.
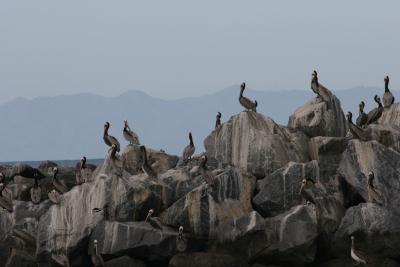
[334,203,400,260]
[216,205,318,266]
[104,256,146,267]
[288,84,347,138]
[379,102,400,127]
[252,161,319,217]
[90,221,178,263]
[204,112,309,178]
[338,140,400,208]
[160,167,256,237]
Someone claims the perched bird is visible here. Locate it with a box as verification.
[30,176,42,204]
[239,82,257,112]
[215,112,222,129]
[52,167,68,194]
[48,189,61,205]
[299,179,315,205]
[0,182,13,212]
[123,120,140,145]
[103,122,120,152]
[310,70,321,99]
[367,171,375,189]
[110,144,118,160]
[366,95,384,125]
[350,236,368,265]
[182,132,195,163]
[383,75,395,108]
[199,155,214,185]
[356,101,368,128]
[51,253,70,267]
[75,156,96,185]
[140,146,157,179]
[91,239,105,267]
[144,209,163,230]
[347,112,367,140]
[176,226,187,253]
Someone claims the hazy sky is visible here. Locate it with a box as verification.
[1,1,399,103]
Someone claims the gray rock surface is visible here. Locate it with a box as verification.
[204,111,309,178]
[169,252,249,267]
[104,256,146,267]
[288,84,347,138]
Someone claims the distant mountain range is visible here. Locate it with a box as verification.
[0,85,393,161]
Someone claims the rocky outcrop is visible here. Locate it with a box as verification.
[379,102,400,127]
[169,252,249,267]
[160,167,256,237]
[204,112,309,178]
[288,84,347,138]
[104,256,146,267]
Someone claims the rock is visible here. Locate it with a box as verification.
[5,249,37,267]
[204,112,309,178]
[288,84,347,138]
[218,205,318,266]
[90,221,178,263]
[122,145,178,176]
[168,252,249,267]
[318,258,400,267]
[104,256,146,267]
[38,160,58,173]
[252,161,319,217]
[379,102,400,127]
[338,140,400,208]
[160,167,256,237]
[334,203,400,259]
[368,124,400,153]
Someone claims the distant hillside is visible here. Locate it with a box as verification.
[0,85,392,161]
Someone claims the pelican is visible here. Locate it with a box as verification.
[140,146,157,178]
[103,122,120,152]
[299,179,315,205]
[0,182,13,212]
[239,82,257,112]
[366,95,383,125]
[144,209,163,230]
[123,120,140,145]
[356,101,368,128]
[347,112,368,140]
[350,236,367,265]
[182,132,195,163]
[91,239,105,267]
[199,155,214,185]
[76,156,96,185]
[110,144,118,160]
[30,176,42,204]
[48,189,61,204]
[215,112,222,129]
[52,167,68,194]
[310,70,322,99]
[383,75,395,108]
[176,226,187,253]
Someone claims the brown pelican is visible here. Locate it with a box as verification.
[350,236,367,265]
[144,208,163,230]
[182,132,195,163]
[215,112,222,129]
[30,176,42,204]
[140,146,157,178]
[0,183,13,212]
[383,76,395,108]
[51,253,70,267]
[299,179,315,205]
[91,239,105,267]
[75,156,96,185]
[123,120,140,145]
[239,82,257,112]
[366,95,384,125]
[199,155,214,185]
[176,226,187,253]
[347,112,368,140]
[310,70,321,98]
[52,167,68,194]
[367,171,375,189]
[48,189,61,204]
[103,122,120,152]
[356,101,368,128]
[110,144,118,160]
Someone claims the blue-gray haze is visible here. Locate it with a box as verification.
[0,1,400,161]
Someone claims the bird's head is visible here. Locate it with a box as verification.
[240,82,246,90]
[104,122,110,129]
[81,156,86,162]
[385,76,389,83]
[149,209,154,215]
[368,171,374,178]
[179,226,183,233]
[351,235,355,240]
[53,167,58,174]
[217,112,221,118]
[301,179,307,185]
[94,239,98,245]
[312,70,317,77]
[346,112,352,121]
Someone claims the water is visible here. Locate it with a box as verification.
[0,158,104,168]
